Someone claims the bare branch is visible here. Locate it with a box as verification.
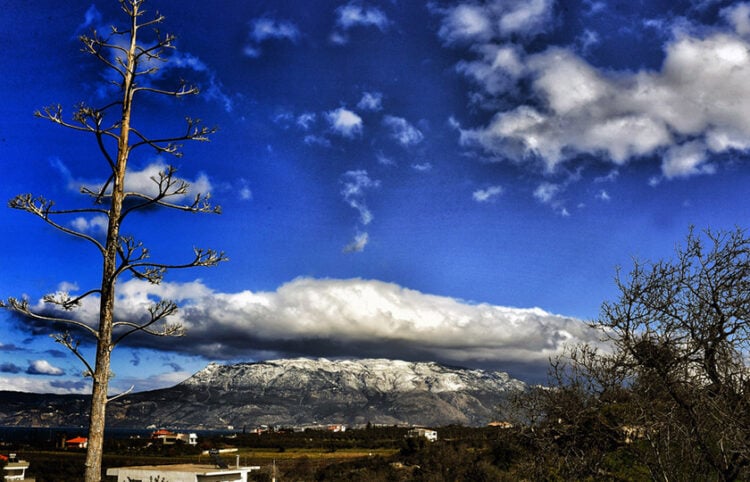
[112,299,184,346]
[2,297,99,339]
[8,194,107,253]
[43,288,102,311]
[108,385,135,403]
[52,332,96,379]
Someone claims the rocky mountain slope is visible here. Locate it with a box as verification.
[0,358,525,428]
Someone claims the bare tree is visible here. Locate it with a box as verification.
[510,228,750,480]
[1,1,226,480]
[598,227,750,481]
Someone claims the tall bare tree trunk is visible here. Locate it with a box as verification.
[83,11,137,481]
[2,2,224,479]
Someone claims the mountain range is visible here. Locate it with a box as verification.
[0,358,525,428]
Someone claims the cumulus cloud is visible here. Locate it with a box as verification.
[533,182,561,204]
[456,44,526,97]
[331,2,389,44]
[357,91,383,111]
[722,2,750,36]
[436,0,555,45]
[245,17,300,58]
[456,31,750,178]
[26,360,64,376]
[326,107,363,138]
[296,112,317,130]
[78,160,213,201]
[22,277,600,379]
[343,232,369,253]
[70,214,108,235]
[335,2,389,31]
[533,181,572,216]
[52,158,213,203]
[383,116,424,146]
[249,17,300,43]
[438,4,494,45]
[473,185,504,202]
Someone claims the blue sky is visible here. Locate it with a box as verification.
[2,0,750,393]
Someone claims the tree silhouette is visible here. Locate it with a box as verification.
[1,1,226,480]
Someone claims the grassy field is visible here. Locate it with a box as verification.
[18,447,399,481]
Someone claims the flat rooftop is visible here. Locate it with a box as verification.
[107,463,260,474]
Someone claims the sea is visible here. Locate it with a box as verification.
[0,426,234,447]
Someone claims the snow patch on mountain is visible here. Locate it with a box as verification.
[181,358,525,394]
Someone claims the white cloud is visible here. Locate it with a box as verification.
[376,152,395,166]
[457,32,750,178]
[244,17,300,58]
[296,112,317,130]
[249,17,300,43]
[239,184,253,201]
[412,162,433,172]
[70,215,108,235]
[343,232,369,253]
[662,140,714,178]
[436,0,555,44]
[437,4,494,45]
[326,108,363,138]
[357,91,383,111]
[596,189,610,201]
[457,44,526,96]
[383,116,424,146]
[473,185,504,202]
[335,2,389,32]
[26,360,64,376]
[533,182,560,204]
[722,2,750,36]
[340,170,380,226]
[83,161,212,201]
[29,278,601,373]
[0,376,90,395]
[57,281,80,293]
[304,135,332,147]
[497,0,555,37]
[56,158,212,204]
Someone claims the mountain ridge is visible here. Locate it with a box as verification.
[0,358,525,428]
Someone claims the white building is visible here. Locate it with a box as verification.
[106,464,260,482]
[407,428,438,442]
[3,456,33,481]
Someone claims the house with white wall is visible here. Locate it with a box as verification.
[407,428,438,442]
[106,463,260,482]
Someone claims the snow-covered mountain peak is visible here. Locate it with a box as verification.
[181,357,524,394]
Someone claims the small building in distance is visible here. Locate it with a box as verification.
[106,463,260,482]
[406,428,438,442]
[488,421,514,429]
[327,424,347,433]
[151,429,198,446]
[65,437,88,449]
[2,453,34,481]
